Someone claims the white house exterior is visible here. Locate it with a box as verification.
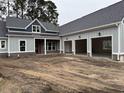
[0,1,124,61]
[0,17,60,57]
[60,1,124,61]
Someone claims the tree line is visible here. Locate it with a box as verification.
[0,0,58,25]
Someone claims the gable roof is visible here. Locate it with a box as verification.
[6,17,59,32]
[0,21,7,37]
[25,19,47,30]
[60,0,124,36]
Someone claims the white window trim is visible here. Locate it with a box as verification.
[46,41,57,51]
[32,25,41,33]
[18,40,27,52]
[0,40,6,49]
[25,19,47,31]
[103,40,112,50]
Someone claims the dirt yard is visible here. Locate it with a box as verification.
[0,55,124,93]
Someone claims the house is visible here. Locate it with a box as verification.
[0,17,60,57]
[60,0,124,61]
[0,0,124,61]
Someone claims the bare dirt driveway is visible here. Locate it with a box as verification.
[0,55,124,93]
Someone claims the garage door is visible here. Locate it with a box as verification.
[75,39,87,54]
[64,41,72,53]
[92,36,112,56]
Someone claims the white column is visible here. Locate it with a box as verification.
[72,40,75,55]
[34,38,35,53]
[63,40,65,53]
[8,37,10,57]
[60,39,62,53]
[87,38,92,57]
[117,24,121,60]
[89,38,92,57]
[44,38,47,55]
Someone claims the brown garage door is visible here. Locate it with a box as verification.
[92,36,112,56]
[75,39,87,54]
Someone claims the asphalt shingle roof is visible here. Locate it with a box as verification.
[6,17,32,29]
[42,22,59,31]
[0,21,7,37]
[6,17,59,31]
[60,0,124,35]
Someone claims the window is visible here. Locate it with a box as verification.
[19,40,26,51]
[32,25,41,33]
[46,41,57,51]
[103,40,112,50]
[0,40,6,49]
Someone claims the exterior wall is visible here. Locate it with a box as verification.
[8,37,35,55]
[61,26,118,57]
[120,22,124,53]
[0,38,8,54]
[118,22,124,61]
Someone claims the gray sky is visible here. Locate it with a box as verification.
[52,0,122,25]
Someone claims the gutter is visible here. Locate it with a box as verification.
[8,30,59,36]
[59,22,120,36]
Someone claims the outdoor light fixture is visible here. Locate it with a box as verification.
[66,37,68,40]
[78,35,81,38]
[98,32,101,36]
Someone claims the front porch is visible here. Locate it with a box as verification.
[35,39,60,55]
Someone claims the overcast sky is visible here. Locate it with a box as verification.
[52,0,122,25]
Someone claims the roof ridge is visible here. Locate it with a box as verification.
[60,0,123,27]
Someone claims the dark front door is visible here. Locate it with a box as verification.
[35,39,44,54]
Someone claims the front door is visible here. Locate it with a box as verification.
[35,39,44,54]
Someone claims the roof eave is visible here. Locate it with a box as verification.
[59,21,120,36]
[6,26,26,30]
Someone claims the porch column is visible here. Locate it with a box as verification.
[60,39,62,53]
[8,37,10,57]
[44,38,47,55]
[63,41,65,53]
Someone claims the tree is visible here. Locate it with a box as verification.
[13,0,26,19]
[44,1,58,24]
[19,0,26,19]
[26,0,58,25]
[0,0,59,25]
[13,0,20,18]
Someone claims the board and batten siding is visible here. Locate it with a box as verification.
[9,37,35,53]
[120,23,124,53]
[61,26,118,54]
[0,38,8,53]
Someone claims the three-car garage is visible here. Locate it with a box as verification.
[64,36,112,58]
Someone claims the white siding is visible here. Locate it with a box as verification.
[120,23,124,53]
[9,37,35,53]
[61,26,118,54]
